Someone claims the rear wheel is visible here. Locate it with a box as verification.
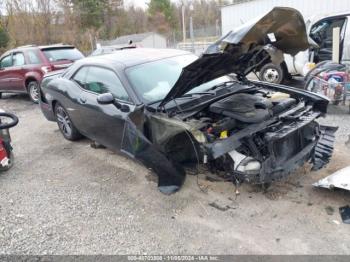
[54,103,82,141]
[27,81,40,103]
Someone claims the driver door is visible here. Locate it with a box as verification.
[70,65,134,151]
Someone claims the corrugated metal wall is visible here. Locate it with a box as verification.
[222,0,350,34]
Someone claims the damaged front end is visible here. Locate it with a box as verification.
[146,84,337,192]
[120,7,337,194]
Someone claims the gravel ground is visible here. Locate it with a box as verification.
[0,93,349,255]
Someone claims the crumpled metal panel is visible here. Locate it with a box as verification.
[313,166,350,191]
[121,118,186,195]
[208,7,310,56]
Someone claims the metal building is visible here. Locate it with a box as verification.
[222,0,350,34]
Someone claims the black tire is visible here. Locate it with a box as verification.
[0,93,2,99]
[0,112,19,129]
[54,103,82,141]
[259,63,284,84]
[27,81,40,103]
[0,151,14,172]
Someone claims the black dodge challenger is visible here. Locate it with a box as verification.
[40,7,336,194]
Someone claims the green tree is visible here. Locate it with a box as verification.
[71,0,108,30]
[0,26,9,48]
[148,0,178,33]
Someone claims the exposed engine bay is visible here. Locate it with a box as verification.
[148,82,337,187]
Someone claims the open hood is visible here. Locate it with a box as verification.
[159,7,310,108]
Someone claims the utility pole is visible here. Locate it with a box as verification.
[182,3,186,42]
[189,2,194,53]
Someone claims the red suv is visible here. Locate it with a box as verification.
[0,44,84,103]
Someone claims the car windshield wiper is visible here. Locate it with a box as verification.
[180,92,215,98]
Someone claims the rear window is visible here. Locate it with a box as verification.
[42,47,84,62]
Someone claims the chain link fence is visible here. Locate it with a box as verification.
[168,25,221,55]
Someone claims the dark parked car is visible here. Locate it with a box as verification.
[0,44,84,103]
[40,8,336,194]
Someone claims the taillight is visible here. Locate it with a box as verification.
[41,65,53,74]
[0,141,8,164]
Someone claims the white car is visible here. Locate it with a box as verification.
[258,12,350,84]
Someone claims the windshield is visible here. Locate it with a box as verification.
[42,47,84,62]
[126,54,231,103]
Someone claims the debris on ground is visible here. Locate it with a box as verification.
[145,173,158,183]
[339,205,350,224]
[90,141,106,149]
[208,201,234,212]
[313,166,350,191]
[332,220,341,225]
[325,206,335,215]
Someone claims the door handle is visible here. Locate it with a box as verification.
[79,97,87,103]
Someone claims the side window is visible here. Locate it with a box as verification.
[13,53,25,66]
[0,55,12,68]
[85,66,130,102]
[310,18,346,44]
[72,66,89,87]
[27,50,41,64]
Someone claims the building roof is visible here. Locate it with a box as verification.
[100,32,164,46]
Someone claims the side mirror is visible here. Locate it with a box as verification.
[97,93,130,113]
[97,93,114,105]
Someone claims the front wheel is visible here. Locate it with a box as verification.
[54,103,82,141]
[27,81,40,103]
[259,63,284,84]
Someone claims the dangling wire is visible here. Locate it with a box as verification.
[173,98,206,193]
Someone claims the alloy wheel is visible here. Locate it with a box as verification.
[56,106,72,137]
[28,82,39,103]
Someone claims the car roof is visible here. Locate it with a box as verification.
[1,44,75,56]
[80,48,192,68]
[307,12,350,24]
[38,44,75,50]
